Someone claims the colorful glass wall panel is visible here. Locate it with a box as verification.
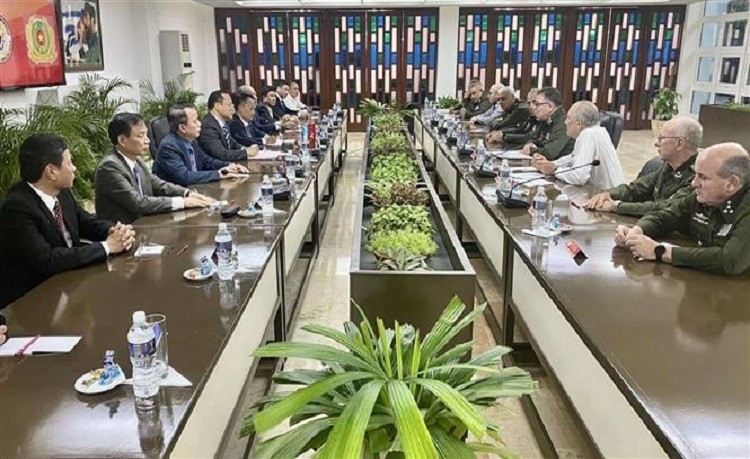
[572,10,607,104]
[289,14,321,107]
[640,9,683,122]
[369,14,400,104]
[530,11,563,89]
[494,13,525,96]
[256,14,287,86]
[333,14,365,125]
[605,10,643,122]
[457,13,490,99]
[404,13,438,105]
[216,11,253,92]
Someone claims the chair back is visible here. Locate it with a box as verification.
[599,110,625,148]
[638,156,663,178]
[149,117,171,159]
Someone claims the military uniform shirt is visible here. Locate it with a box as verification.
[531,108,575,161]
[462,94,493,120]
[608,155,696,217]
[637,186,750,275]
[503,114,539,148]
[488,100,531,134]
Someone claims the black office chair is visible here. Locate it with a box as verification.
[638,156,663,178]
[149,117,171,160]
[599,110,625,148]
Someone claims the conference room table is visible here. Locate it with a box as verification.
[0,119,348,458]
[415,115,750,459]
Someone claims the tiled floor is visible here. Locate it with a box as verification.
[237,129,658,458]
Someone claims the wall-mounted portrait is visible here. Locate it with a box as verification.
[60,0,103,71]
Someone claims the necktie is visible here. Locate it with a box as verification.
[133,162,143,195]
[52,199,66,237]
[221,125,231,146]
[186,145,197,171]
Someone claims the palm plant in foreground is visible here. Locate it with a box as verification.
[241,296,537,458]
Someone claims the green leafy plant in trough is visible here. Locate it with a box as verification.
[241,296,537,458]
[370,153,418,184]
[369,132,409,157]
[367,182,428,209]
[371,113,404,136]
[374,246,430,271]
[369,204,433,236]
[368,229,437,258]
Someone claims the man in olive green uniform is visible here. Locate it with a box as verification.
[460,81,493,120]
[520,87,574,160]
[616,143,750,275]
[483,86,531,145]
[500,88,540,149]
[585,116,703,216]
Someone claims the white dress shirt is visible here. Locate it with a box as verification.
[472,103,503,124]
[116,151,184,210]
[283,94,307,112]
[553,125,625,190]
[28,183,110,254]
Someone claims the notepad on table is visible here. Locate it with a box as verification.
[490,150,531,160]
[250,149,282,161]
[1,336,81,357]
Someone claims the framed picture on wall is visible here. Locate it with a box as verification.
[59,0,103,71]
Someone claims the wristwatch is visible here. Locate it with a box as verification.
[654,244,666,263]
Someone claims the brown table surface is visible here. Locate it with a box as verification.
[423,121,750,458]
[0,225,282,458]
[0,130,340,458]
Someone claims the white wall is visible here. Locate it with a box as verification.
[436,6,459,99]
[676,2,705,116]
[0,0,219,110]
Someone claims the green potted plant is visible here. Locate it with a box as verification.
[651,87,681,138]
[241,297,537,458]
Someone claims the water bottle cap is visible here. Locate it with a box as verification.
[132,311,146,323]
[263,174,270,181]
[219,222,228,231]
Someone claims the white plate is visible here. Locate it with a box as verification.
[237,209,260,218]
[183,267,215,281]
[74,365,126,395]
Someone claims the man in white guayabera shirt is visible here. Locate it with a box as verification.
[532,100,625,190]
[470,84,504,126]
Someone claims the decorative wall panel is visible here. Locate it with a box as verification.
[369,13,400,104]
[288,14,322,107]
[640,9,684,123]
[530,11,563,89]
[333,14,365,125]
[604,10,643,123]
[255,14,287,85]
[404,12,438,105]
[572,10,607,104]
[494,12,525,95]
[215,11,253,92]
[457,12,490,98]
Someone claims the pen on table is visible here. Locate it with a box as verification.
[16,334,41,357]
[176,244,189,257]
[570,201,584,210]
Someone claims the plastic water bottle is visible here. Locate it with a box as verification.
[301,146,311,173]
[260,174,274,215]
[475,139,486,169]
[532,186,550,232]
[215,223,233,280]
[498,159,512,196]
[128,311,159,399]
[300,123,309,149]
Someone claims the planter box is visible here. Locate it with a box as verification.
[699,104,750,151]
[350,125,476,341]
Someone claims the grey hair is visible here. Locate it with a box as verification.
[715,143,750,186]
[671,116,703,151]
[569,101,600,128]
[499,86,516,98]
[468,80,484,90]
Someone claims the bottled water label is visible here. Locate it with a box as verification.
[216,240,232,257]
[128,338,156,358]
[261,187,273,200]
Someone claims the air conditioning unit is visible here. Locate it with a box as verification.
[158,31,194,90]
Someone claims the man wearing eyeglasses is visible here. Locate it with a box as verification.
[519,87,574,160]
[483,86,531,146]
[585,116,702,216]
[616,142,750,275]
[459,81,492,120]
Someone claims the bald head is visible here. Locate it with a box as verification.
[692,143,750,206]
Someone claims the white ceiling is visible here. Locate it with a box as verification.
[197,0,693,8]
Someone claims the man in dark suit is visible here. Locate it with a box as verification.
[153,103,249,187]
[275,81,299,117]
[95,113,216,223]
[0,134,136,308]
[198,90,258,162]
[255,86,281,134]
[229,93,277,147]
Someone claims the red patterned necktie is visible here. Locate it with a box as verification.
[52,199,66,236]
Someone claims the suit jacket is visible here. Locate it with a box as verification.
[255,102,280,134]
[197,114,248,162]
[0,182,112,308]
[95,149,189,223]
[153,132,229,186]
[228,115,265,147]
